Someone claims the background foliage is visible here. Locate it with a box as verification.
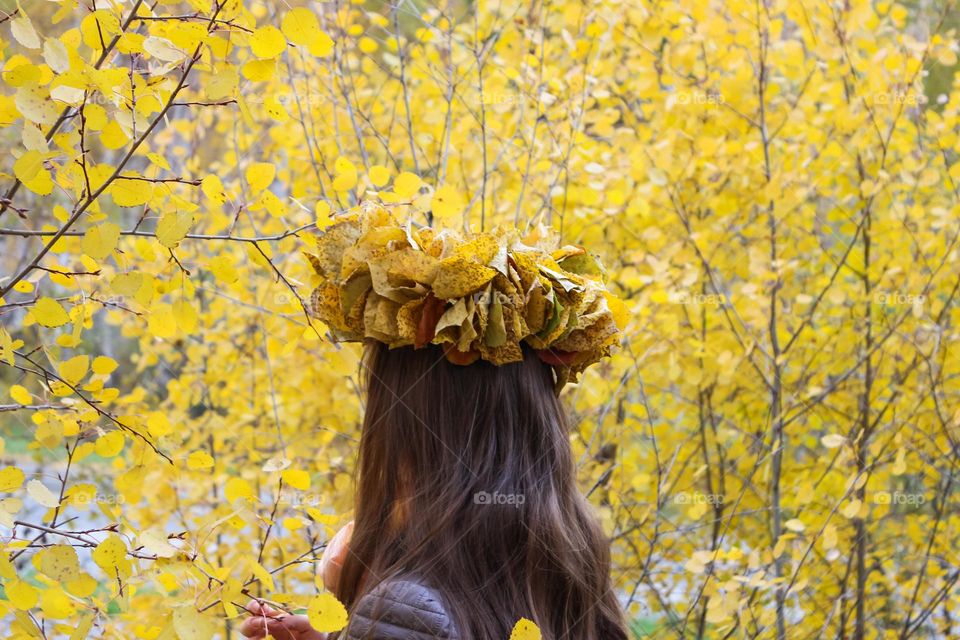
[1,0,960,637]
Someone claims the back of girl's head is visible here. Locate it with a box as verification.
[337,340,628,640]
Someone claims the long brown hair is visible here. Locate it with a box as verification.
[336,340,629,640]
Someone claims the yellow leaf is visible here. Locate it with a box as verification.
[80,11,120,50]
[17,83,60,126]
[110,178,153,207]
[368,165,390,187]
[334,171,357,192]
[250,26,287,59]
[32,297,70,328]
[333,157,358,191]
[92,534,126,572]
[822,524,838,550]
[58,354,89,385]
[394,172,423,199]
[187,451,214,470]
[173,300,198,333]
[70,614,94,640]
[81,222,121,260]
[138,528,178,558]
[308,31,334,57]
[209,255,239,284]
[306,592,349,633]
[821,434,845,449]
[10,385,31,405]
[13,150,46,182]
[281,469,311,490]
[27,479,60,508]
[94,431,125,458]
[91,356,118,375]
[146,412,172,438]
[225,477,254,502]
[206,68,238,101]
[149,303,177,338]
[201,174,228,205]
[246,558,275,591]
[783,518,805,533]
[0,466,26,492]
[6,579,39,610]
[509,617,542,640]
[40,586,77,618]
[147,152,171,170]
[11,16,41,49]
[156,211,195,248]
[37,545,81,582]
[246,162,276,193]
[173,605,219,640]
[100,120,130,149]
[282,8,320,45]
[431,184,466,223]
[315,200,333,229]
[143,36,187,62]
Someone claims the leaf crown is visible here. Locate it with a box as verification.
[305,200,627,385]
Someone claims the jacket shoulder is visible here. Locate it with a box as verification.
[341,576,459,640]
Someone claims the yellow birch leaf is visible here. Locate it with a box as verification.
[250,26,286,59]
[509,618,542,640]
[0,466,26,492]
[91,534,126,572]
[368,165,390,187]
[59,354,89,385]
[156,211,195,248]
[91,356,118,375]
[308,31,334,57]
[394,172,423,198]
[40,586,77,618]
[10,385,31,405]
[281,8,321,45]
[81,222,121,260]
[37,545,80,582]
[27,479,60,508]
[306,592,349,633]
[94,431,125,458]
[173,605,218,640]
[6,579,39,610]
[11,16,41,49]
[201,174,228,205]
[13,150,46,182]
[281,469,311,490]
[110,178,153,207]
[32,297,70,328]
[431,184,465,223]
[224,478,254,502]
[187,451,214,470]
[246,162,276,193]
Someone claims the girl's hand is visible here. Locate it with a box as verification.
[239,600,326,640]
[319,520,354,592]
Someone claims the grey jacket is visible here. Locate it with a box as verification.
[339,576,459,640]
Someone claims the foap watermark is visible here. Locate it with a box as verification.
[282,491,327,507]
[474,490,525,508]
[869,91,928,107]
[675,90,725,106]
[674,492,725,505]
[71,492,126,506]
[873,291,925,306]
[872,491,926,506]
[669,291,727,306]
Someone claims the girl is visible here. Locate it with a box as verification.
[241,206,629,639]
